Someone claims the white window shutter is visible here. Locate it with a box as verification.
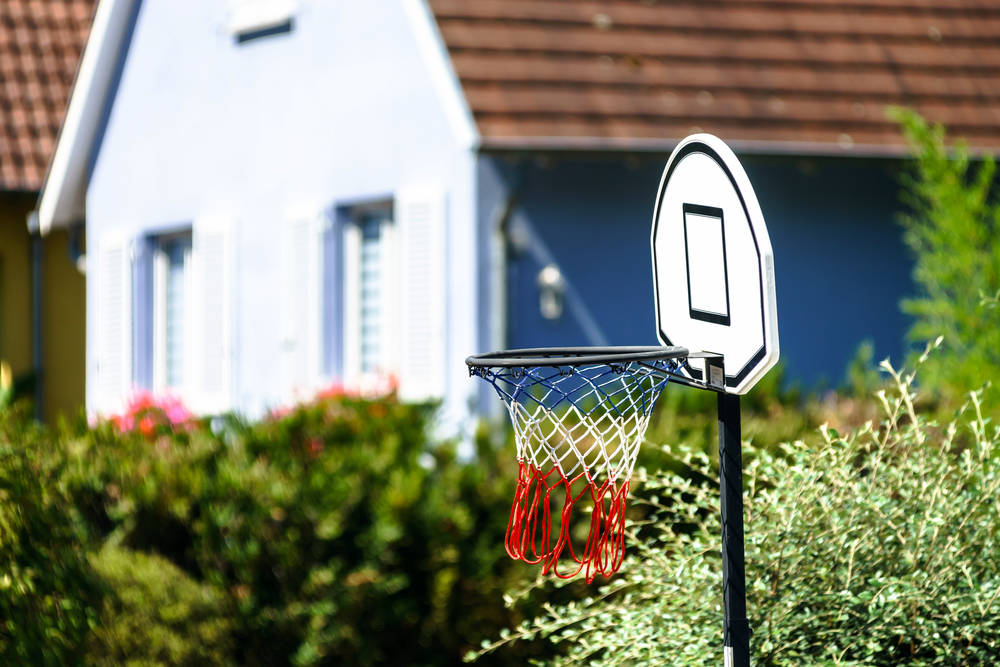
[95,233,132,414]
[379,218,400,379]
[280,210,325,400]
[396,188,447,401]
[191,216,236,413]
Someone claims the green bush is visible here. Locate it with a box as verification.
[894,108,1000,404]
[62,391,547,665]
[641,362,809,473]
[87,545,233,666]
[474,348,1000,665]
[0,405,100,665]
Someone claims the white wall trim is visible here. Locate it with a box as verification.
[37,0,139,235]
[402,0,479,152]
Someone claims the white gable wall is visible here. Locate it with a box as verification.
[85,0,478,424]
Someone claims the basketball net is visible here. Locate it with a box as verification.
[472,359,676,582]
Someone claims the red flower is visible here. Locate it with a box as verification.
[307,438,323,459]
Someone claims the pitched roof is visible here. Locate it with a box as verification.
[429,0,1000,154]
[0,0,96,192]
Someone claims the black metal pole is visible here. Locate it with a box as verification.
[718,392,750,666]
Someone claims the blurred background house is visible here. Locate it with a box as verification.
[0,0,92,422]
[28,0,1000,424]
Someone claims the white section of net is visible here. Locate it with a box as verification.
[482,361,674,482]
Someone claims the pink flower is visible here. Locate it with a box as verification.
[268,404,294,420]
[315,382,347,400]
[108,390,195,436]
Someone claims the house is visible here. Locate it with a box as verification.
[36,0,1000,424]
[0,0,93,422]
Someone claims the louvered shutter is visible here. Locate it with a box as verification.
[95,233,132,414]
[280,210,325,400]
[379,218,400,379]
[396,188,447,401]
[191,216,235,413]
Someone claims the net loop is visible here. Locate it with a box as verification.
[475,357,678,582]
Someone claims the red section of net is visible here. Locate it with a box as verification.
[504,459,630,583]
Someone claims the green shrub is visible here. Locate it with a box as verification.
[64,392,547,665]
[642,363,807,461]
[87,545,233,666]
[0,405,100,665]
[474,347,1000,665]
[894,108,1000,405]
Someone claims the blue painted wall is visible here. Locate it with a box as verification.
[483,153,913,391]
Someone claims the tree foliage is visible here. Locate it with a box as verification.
[894,108,1000,404]
[0,406,100,665]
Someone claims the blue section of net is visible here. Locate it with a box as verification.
[471,359,680,420]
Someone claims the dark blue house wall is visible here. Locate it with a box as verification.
[479,153,914,390]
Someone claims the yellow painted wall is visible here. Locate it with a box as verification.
[0,193,34,386]
[42,227,86,423]
[0,192,85,422]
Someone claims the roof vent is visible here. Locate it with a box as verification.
[229,0,296,43]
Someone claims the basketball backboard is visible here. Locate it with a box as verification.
[651,134,779,394]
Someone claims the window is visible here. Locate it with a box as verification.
[342,203,396,383]
[328,190,447,401]
[358,215,383,374]
[100,220,232,414]
[152,232,192,392]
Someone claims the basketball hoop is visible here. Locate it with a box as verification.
[469,133,780,665]
[467,346,689,582]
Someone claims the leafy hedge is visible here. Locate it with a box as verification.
[473,348,1000,665]
[85,390,557,665]
[0,405,100,665]
[87,545,234,665]
[0,390,554,665]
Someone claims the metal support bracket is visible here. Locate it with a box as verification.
[637,351,726,393]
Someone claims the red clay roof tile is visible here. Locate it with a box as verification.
[0,0,95,192]
[430,0,1000,153]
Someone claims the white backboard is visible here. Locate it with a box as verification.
[651,134,779,394]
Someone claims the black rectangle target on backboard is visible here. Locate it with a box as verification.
[682,203,731,326]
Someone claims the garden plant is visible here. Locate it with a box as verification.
[471,343,1000,665]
